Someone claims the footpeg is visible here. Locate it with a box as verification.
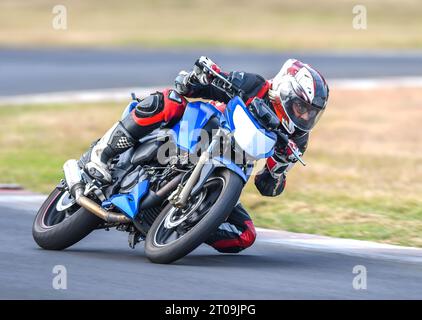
[85,162,112,184]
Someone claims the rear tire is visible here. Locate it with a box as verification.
[145,168,243,264]
[32,187,103,250]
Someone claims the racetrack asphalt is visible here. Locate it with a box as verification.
[1,48,422,96]
[0,195,421,300]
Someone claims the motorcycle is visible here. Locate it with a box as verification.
[32,63,305,264]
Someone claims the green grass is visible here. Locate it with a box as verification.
[243,186,422,246]
[0,103,121,191]
[0,87,421,247]
[0,0,421,49]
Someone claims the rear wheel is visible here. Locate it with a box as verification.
[145,168,243,264]
[32,187,103,250]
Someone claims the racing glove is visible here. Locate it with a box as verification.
[193,56,221,85]
[274,139,302,165]
[174,56,222,95]
[254,139,301,197]
[254,165,287,197]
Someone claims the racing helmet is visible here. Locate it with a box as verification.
[270,59,329,133]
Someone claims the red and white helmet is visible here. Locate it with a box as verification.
[269,59,329,133]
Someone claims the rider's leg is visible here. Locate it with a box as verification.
[205,203,257,253]
[82,89,187,183]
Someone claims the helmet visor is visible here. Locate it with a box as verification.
[284,97,324,131]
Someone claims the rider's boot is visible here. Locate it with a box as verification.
[81,121,135,184]
[81,114,159,184]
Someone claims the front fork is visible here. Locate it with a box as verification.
[168,128,226,208]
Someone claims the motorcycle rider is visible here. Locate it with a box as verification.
[81,56,329,253]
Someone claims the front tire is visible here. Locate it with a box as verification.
[32,187,103,250]
[145,168,244,264]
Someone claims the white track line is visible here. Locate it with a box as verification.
[0,86,163,106]
[256,228,422,263]
[1,77,422,106]
[0,194,46,213]
[0,194,47,203]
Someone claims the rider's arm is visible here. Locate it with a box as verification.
[254,133,309,197]
[174,57,267,104]
[178,74,232,103]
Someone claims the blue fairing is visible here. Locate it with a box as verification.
[170,101,249,182]
[224,96,243,130]
[105,96,277,220]
[171,101,222,153]
[224,96,276,159]
[102,179,149,219]
[212,156,248,182]
[121,101,138,120]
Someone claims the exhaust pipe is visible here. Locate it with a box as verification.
[63,160,131,224]
[73,186,131,223]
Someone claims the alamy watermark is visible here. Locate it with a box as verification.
[352,265,367,290]
[154,123,276,168]
[52,5,67,30]
[353,5,367,30]
[52,265,67,290]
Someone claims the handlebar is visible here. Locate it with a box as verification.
[275,130,307,166]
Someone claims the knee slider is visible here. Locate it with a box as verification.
[134,92,164,118]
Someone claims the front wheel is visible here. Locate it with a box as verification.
[32,187,103,250]
[145,168,244,264]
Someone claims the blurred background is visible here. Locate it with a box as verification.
[0,0,421,246]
